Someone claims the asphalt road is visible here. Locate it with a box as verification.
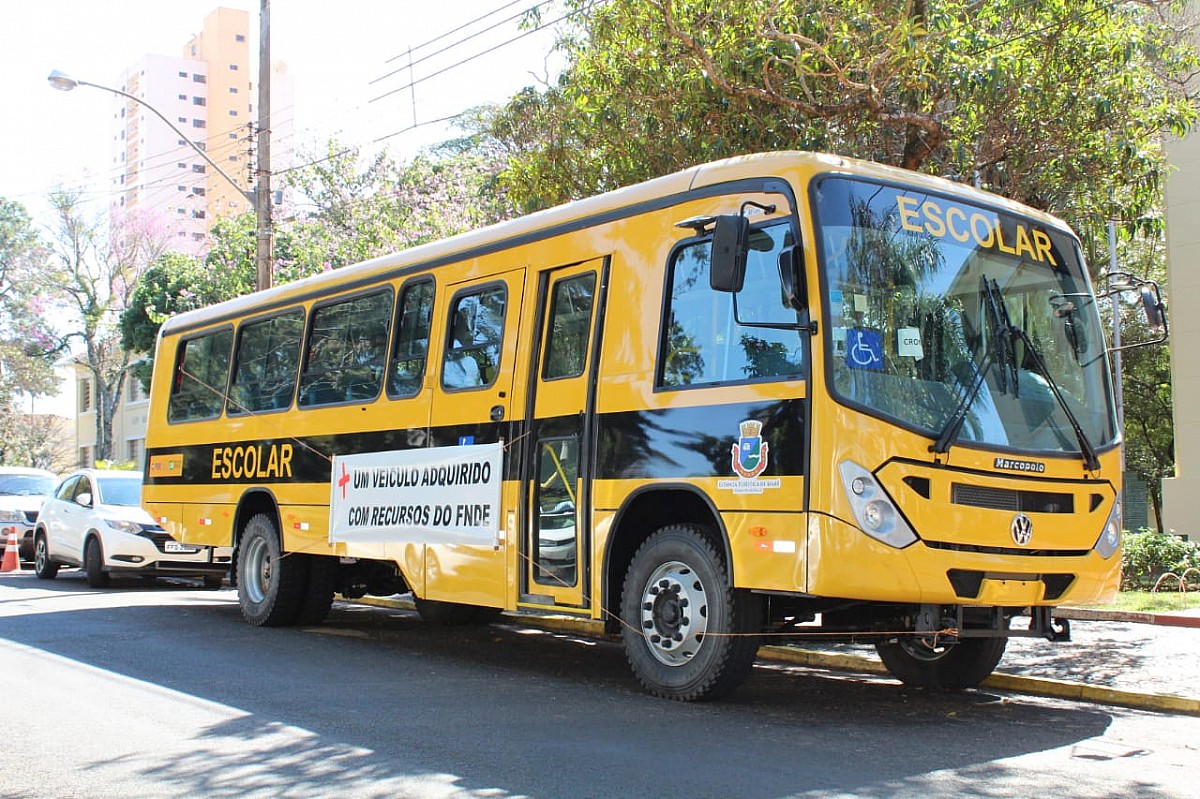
[2,569,1198,799]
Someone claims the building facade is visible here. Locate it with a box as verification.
[78,6,293,470]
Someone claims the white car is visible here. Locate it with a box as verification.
[0,466,58,562]
[34,468,232,588]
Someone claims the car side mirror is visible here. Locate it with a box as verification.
[710,214,749,293]
[76,492,93,507]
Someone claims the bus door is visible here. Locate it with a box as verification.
[424,268,526,608]
[522,259,604,608]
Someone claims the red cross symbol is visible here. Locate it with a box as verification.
[338,463,351,499]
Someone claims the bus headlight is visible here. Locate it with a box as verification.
[1094,499,1122,559]
[838,460,917,549]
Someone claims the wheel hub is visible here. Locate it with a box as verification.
[638,561,708,667]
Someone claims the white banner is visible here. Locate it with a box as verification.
[329,443,503,546]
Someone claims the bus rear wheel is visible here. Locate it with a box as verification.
[620,523,761,701]
[875,635,1007,690]
[237,513,307,627]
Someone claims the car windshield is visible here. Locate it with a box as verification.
[0,475,56,496]
[96,476,142,507]
[813,176,1117,455]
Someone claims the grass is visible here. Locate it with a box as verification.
[1082,589,1200,613]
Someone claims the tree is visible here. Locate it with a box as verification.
[44,190,170,462]
[486,0,1197,230]
[279,136,515,281]
[0,197,61,465]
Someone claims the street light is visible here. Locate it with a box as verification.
[48,68,272,290]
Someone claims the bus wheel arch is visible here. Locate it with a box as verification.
[602,486,735,635]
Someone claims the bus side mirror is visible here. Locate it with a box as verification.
[778,246,807,311]
[1140,284,1167,335]
[710,214,749,293]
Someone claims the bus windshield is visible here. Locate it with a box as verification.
[813,176,1118,456]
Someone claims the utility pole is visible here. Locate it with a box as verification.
[255,0,273,291]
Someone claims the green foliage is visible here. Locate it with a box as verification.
[94,459,136,471]
[486,0,1197,232]
[1121,529,1200,590]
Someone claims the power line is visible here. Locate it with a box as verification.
[371,1,555,86]
[382,0,533,65]
[368,1,595,106]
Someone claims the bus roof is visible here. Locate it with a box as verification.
[160,150,1070,337]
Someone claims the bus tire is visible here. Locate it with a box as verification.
[295,555,337,625]
[237,513,307,627]
[875,635,1008,690]
[620,523,762,701]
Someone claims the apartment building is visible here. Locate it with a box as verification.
[77,6,293,470]
[108,7,255,256]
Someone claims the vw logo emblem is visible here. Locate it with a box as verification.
[1011,513,1033,546]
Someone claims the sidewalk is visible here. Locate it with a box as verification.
[766,607,1200,716]
[353,597,1200,715]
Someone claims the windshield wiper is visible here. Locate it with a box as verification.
[929,278,1101,472]
[1009,327,1101,472]
[930,278,1017,456]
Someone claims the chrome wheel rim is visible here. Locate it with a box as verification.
[243,535,271,604]
[35,539,47,572]
[638,559,709,667]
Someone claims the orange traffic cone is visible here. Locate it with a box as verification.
[0,527,18,572]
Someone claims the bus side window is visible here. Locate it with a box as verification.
[298,290,393,407]
[659,221,803,387]
[229,309,304,415]
[167,327,233,422]
[387,279,435,398]
[442,286,506,390]
[543,273,596,380]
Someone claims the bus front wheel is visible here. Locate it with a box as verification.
[237,513,307,627]
[620,523,761,701]
[875,635,1007,690]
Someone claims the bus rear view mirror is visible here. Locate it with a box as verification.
[1140,284,1166,334]
[710,214,749,293]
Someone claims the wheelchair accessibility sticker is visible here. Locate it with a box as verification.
[846,329,883,370]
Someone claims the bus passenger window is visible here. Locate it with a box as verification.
[167,328,233,422]
[229,309,304,414]
[443,286,506,390]
[543,273,596,380]
[387,279,434,398]
[298,290,392,407]
[659,221,804,388]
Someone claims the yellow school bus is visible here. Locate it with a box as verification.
[144,151,1136,700]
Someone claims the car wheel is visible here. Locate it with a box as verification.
[237,513,307,626]
[84,536,110,588]
[33,534,58,580]
[620,523,762,701]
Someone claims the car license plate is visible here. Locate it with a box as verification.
[164,541,199,553]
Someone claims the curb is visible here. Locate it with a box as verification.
[1057,606,1200,629]
[344,596,1200,715]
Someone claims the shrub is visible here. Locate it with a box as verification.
[1121,529,1200,590]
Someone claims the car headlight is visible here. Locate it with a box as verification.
[838,460,917,548]
[0,510,23,523]
[104,519,145,534]
[1094,498,1122,559]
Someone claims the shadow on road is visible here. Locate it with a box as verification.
[0,571,1126,799]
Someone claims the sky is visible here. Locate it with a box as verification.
[1,0,565,225]
[0,0,566,417]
